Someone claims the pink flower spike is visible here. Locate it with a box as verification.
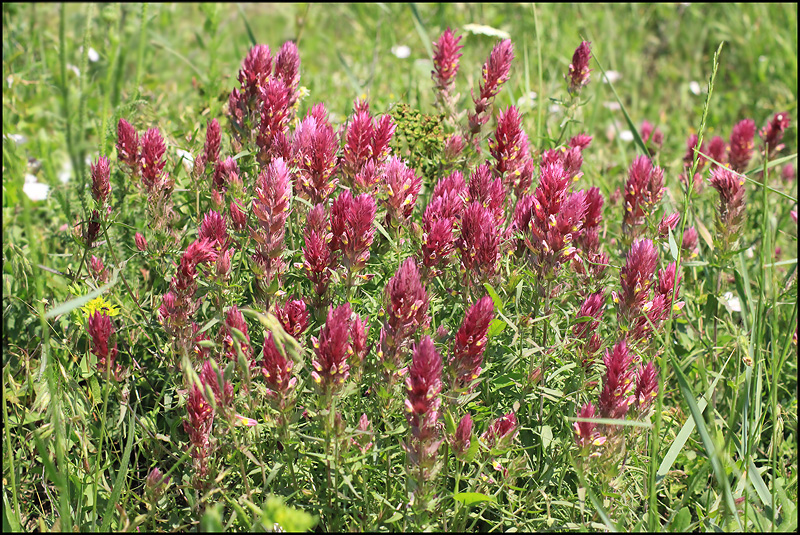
[199,211,229,251]
[140,128,167,193]
[482,412,518,451]
[618,239,658,322]
[567,41,592,94]
[681,227,699,257]
[90,156,111,206]
[468,39,514,134]
[432,28,464,93]
[87,310,120,379]
[570,133,594,152]
[622,155,665,236]
[573,291,605,342]
[760,112,790,155]
[459,201,499,281]
[204,119,221,168]
[258,332,297,408]
[658,212,681,237]
[135,232,147,252]
[574,402,606,453]
[640,121,663,150]
[405,336,443,473]
[311,303,353,396]
[489,106,531,195]
[116,118,139,173]
[350,313,370,371]
[452,413,473,459]
[450,295,494,392]
[353,413,374,454]
[238,44,272,103]
[383,157,422,229]
[378,257,429,379]
[275,40,301,108]
[479,39,514,102]
[467,163,505,227]
[707,135,727,168]
[708,166,746,247]
[598,339,635,420]
[200,359,234,410]
[220,305,251,362]
[292,104,339,204]
[250,157,291,293]
[634,361,659,415]
[728,118,756,172]
[274,298,309,340]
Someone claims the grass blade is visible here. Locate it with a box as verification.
[100,405,136,531]
[591,48,650,158]
[237,3,258,47]
[671,355,742,529]
[408,3,434,60]
[657,351,732,484]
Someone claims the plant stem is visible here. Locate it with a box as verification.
[648,41,724,532]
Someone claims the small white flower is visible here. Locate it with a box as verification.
[620,130,634,142]
[176,148,194,173]
[25,173,38,184]
[391,45,411,59]
[88,47,100,62]
[721,291,741,313]
[67,64,81,78]
[23,180,50,201]
[689,81,701,95]
[602,101,621,111]
[602,70,622,84]
[516,91,537,108]
[462,23,510,39]
[5,133,27,145]
[6,75,13,88]
[548,104,561,114]
[58,159,72,184]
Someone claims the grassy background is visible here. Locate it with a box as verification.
[2,2,797,532]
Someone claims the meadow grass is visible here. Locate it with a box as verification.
[2,3,797,532]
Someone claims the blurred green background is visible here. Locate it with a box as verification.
[3,3,796,208]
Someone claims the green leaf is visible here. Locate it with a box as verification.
[200,503,224,532]
[669,507,692,532]
[3,491,20,532]
[258,495,317,532]
[487,318,506,338]
[385,511,403,523]
[482,282,504,313]
[454,492,496,506]
[668,227,679,261]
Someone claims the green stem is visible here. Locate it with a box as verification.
[134,3,148,98]
[648,42,724,532]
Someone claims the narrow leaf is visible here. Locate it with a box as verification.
[671,355,742,529]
